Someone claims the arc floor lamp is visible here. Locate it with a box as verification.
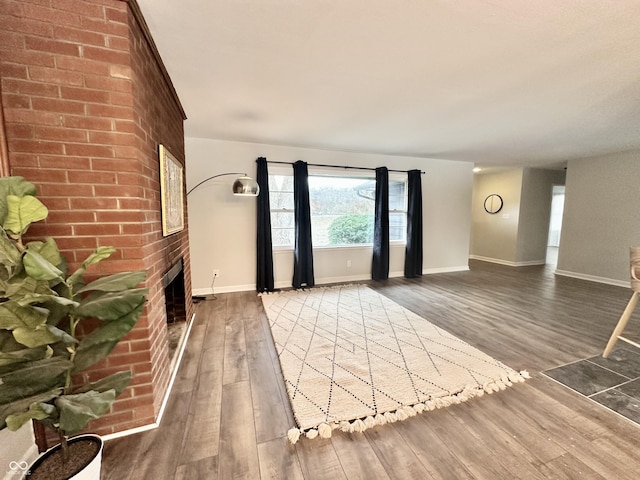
[187,172,260,196]
[188,172,259,302]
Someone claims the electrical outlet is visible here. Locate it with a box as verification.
[213,269,220,278]
[346,260,352,268]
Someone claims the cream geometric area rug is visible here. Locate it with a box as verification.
[260,284,529,444]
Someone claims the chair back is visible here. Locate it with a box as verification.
[631,246,640,293]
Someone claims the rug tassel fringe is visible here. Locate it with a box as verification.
[364,416,377,429]
[286,370,531,444]
[318,423,332,438]
[258,283,363,297]
[287,428,302,444]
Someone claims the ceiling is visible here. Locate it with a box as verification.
[137,0,640,169]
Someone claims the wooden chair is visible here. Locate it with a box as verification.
[603,246,640,357]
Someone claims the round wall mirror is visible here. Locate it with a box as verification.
[483,194,503,214]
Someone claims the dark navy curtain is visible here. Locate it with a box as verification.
[292,160,315,288]
[256,157,274,292]
[372,166,389,280]
[404,169,423,278]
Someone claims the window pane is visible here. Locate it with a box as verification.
[269,175,293,192]
[324,214,374,245]
[309,176,375,246]
[269,174,294,245]
[268,173,408,248]
[272,228,294,247]
[389,180,406,211]
[270,211,294,247]
[270,192,294,210]
[390,212,406,242]
[271,211,294,228]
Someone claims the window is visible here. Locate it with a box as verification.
[269,171,407,248]
[269,174,294,247]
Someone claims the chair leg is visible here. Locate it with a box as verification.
[603,291,639,358]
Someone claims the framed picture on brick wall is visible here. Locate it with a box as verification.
[159,144,185,236]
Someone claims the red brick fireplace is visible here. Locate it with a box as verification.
[0,0,193,436]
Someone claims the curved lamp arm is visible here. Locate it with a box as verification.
[187,172,259,196]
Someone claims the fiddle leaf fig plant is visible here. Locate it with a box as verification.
[0,176,148,461]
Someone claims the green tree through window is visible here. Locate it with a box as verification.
[269,173,406,248]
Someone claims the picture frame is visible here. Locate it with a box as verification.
[159,144,185,236]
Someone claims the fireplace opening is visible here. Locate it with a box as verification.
[162,258,187,368]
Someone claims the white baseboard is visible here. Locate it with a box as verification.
[197,266,472,294]
[102,312,197,442]
[554,269,628,288]
[469,255,546,267]
[423,265,470,274]
[192,283,256,296]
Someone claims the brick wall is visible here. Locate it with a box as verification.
[0,0,192,436]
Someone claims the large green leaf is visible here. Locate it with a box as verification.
[72,343,115,376]
[5,402,55,431]
[56,390,116,436]
[78,271,147,294]
[0,345,50,368]
[25,237,62,269]
[0,356,70,390]
[0,329,23,352]
[0,388,61,430]
[5,274,52,299]
[42,298,72,327]
[0,177,37,226]
[0,229,21,276]
[13,324,73,348]
[74,371,131,397]
[74,289,148,321]
[3,195,48,236]
[16,293,78,309]
[23,250,63,282]
[66,246,115,289]
[0,301,48,330]
[72,302,144,372]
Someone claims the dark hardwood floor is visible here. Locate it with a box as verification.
[101,260,640,479]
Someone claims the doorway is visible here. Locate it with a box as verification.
[546,185,565,266]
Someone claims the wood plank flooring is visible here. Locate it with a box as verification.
[101,261,640,479]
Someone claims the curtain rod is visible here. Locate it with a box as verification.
[266,160,425,175]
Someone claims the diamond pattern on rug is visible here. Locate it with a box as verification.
[261,284,528,441]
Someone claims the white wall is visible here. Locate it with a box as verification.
[557,151,640,285]
[470,167,565,266]
[516,168,566,263]
[470,169,523,264]
[0,423,38,480]
[186,138,474,293]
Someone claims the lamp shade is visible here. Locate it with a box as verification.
[232,175,260,196]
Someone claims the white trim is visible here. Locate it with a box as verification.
[100,422,159,441]
[154,312,195,424]
[423,265,470,274]
[554,269,628,288]
[275,274,372,289]
[192,283,256,296]
[202,266,471,293]
[101,312,196,442]
[314,270,406,286]
[469,255,546,267]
